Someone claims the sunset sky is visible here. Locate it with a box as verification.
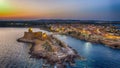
[0,0,120,20]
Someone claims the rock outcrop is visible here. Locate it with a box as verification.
[17,28,80,68]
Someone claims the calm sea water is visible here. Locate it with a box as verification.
[0,28,44,68]
[0,28,120,68]
[55,35,120,68]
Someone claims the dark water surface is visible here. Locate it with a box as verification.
[0,28,120,68]
[55,35,120,68]
[0,28,44,68]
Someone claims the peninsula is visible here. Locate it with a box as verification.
[17,28,80,68]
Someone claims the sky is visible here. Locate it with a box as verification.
[0,0,120,21]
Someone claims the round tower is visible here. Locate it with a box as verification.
[28,27,33,33]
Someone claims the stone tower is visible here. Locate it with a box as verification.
[28,28,33,33]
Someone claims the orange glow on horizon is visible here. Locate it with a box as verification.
[0,11,56,20]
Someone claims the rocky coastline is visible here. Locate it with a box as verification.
[17,28,81,68]
[66,33,120,49]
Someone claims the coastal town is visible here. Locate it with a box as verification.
[16,23,120,68]
[46,24,120,49]
[1,0,120,68]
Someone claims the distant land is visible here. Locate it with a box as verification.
[0,19,120,27]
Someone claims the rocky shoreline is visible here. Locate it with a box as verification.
[43,24,120,49]
[66,33,120,49]
[17,28,81,68]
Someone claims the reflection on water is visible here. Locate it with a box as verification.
[0,28,120,68]
[0,28,43,68]
[55,35,120,68]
